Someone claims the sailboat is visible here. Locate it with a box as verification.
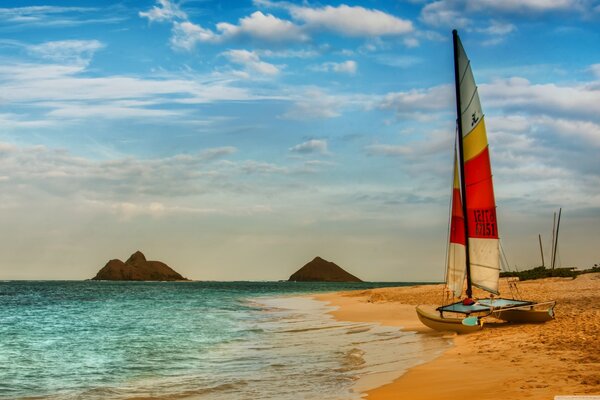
[415,30,556,334]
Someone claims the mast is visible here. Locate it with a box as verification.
[552,208,562,270]
[538,234,545,267]
[452,29,473,298]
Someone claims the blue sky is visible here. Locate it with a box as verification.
[0,0,599,280]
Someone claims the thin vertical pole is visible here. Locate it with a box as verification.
[452,30,472,298]
[552,208,562,270]
[550,212,556,269]
[538,234,545,267]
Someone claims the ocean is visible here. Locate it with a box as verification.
[0,281,450,399]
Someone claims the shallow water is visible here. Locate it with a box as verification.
[0,281,449,399]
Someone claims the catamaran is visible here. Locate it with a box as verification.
[416,30,556,334]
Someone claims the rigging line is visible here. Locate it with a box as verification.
[502,250,517,299]
[501,258,515,299]
[500,240,522,299]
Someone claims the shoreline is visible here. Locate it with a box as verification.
[315,273,600,399]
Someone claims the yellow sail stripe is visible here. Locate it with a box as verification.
[463,117,488,161]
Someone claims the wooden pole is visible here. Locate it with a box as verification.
[550,212,556,269]
[552,208,562,270]
[539,234,545,268]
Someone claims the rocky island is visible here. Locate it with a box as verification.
[92,251,189,281]
[289,256,363,282]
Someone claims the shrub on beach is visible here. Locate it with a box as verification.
[500,266,578,281]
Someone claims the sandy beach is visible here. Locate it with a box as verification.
[316,273,600,399]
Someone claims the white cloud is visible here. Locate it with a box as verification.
[199,146,238,160]
[0,61,267,125]
[139,0,186,23]
[378,84,454,117]
[421,1,471,28]
[26,39,105,64]
[112,201,167,219]
[421,0,586,28]
[478,20,516,35]
[281,88,343,120]
[0,62,85,80]
[403,37,420,48]
[170,21,217,50]
[289,4,413,37]
[365,129,452,160]
[481,77,600,123]
[0,143,241,200]
[477,20,517,45]
[107,200,272,220]
[312,60,357,75]
[168,11,306,51]
[45,103,181,119]
[473,0,582,13]
[377,77,600,131]
[254,0,415,37]
[216,11,308,43]
[589,64,600,79]
[240,160,289,174]
[222,49,281,76]
[289,139,329,154]
[480,114,600,213]
[258,49,319,58]
[147,2,413,51]
[0,5,123,28]
[0,112,59,129]
[332,60,357,74]
[536,117,600,148]
[365,144,413,156]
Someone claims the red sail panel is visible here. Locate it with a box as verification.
[447,154,466,297]
[450,186,466,245]
[464,147,498,239]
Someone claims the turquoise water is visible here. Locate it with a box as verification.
[0,281,447,399]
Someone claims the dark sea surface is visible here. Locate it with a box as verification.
[0,281,449,399]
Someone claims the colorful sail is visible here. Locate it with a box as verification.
[446,152,466,297]
[455,33,500,294]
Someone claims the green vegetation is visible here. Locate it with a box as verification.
[500,266,586,281]
[583,265,600,274]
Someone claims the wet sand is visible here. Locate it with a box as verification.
[316,273,600,399]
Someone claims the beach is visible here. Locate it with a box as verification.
[316,273,600,399]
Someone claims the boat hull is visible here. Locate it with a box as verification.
[415,305,483,334]
[493,303,555,323]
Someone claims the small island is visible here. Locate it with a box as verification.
[289,256,363,282]
[92,251,189,281]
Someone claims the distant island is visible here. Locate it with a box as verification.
[92,251,189,281]
[289,256,362,282]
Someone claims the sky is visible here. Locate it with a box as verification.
[0,0,599,281]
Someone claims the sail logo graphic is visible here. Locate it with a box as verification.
[471,112,480,127]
